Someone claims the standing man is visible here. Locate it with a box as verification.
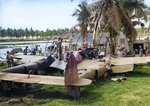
[57,38,62,60]
[6,51,11,68]
[145,46,149,56]
[63,40,69,62]
[24,46,28,55]
[10,52,15,67]
[50,37,60,58]
[139,45,143,57]
[38,45,42,56]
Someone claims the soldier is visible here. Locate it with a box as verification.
[38,45,42,56]
[145,47,149,56]
[10,52,15,67]
[63,40,69,62]
[6,51,11,68]
[139,45,143,57]
[57,38,62,60]
[24,46,28,55]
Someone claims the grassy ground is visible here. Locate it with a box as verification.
[0,62,150,106]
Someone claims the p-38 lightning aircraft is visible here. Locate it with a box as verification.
[50,56,150,80]
[0,54,92,98]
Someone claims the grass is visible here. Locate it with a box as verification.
[0,62,150,106]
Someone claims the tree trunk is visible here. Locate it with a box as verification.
[109,27,116,55]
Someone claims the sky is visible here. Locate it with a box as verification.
[0,0,150,31]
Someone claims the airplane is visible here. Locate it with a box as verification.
[16,46,150,79]
[77,56,150,79]
[0,54,92,98]
[50,55,150,79]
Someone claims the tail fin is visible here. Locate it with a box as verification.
[65,54,92,98]
[65,54,78,86]
[65,54,92,86]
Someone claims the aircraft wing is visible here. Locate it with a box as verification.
[1,54,92,86]
[111,65,134,73]
[0,72,65,86]
[111,57,150,65]
[0,72,91,86]
[50,59,67,70]
[111,57,150,73]
[15,53,47,64]
[49,58,100,71]
[77,59,100,70]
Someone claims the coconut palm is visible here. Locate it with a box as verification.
[72,0,90,45]
[121,0,148,29]
[86,0,148,54]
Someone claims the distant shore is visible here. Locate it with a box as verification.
[0,38,47,42]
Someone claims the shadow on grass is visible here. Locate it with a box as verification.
[0,80,105,105]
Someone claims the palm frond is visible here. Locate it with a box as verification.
[118,7,137,43]
[105,1,122,31]
[72,9,80,17]
[122,0,148,21]
[86,0,102,13]
[132,21,141,26]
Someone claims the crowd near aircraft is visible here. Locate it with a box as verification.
[1,51,150,97]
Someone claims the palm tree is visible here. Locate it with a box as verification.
[121,0,148,31]
[86,0,148,54]
[72,0,90,45]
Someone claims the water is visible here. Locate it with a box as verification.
[0,40,53,61]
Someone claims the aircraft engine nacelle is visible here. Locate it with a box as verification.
[79,62,108,79]
[79,58,111,79]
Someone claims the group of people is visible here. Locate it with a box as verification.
[51,38,69,61]
[6,51,15,68]
[51,38,99,62]
[117,46,127,57]
[23,44,42,55]
[117,45,149,57]
[137,45,149,57]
